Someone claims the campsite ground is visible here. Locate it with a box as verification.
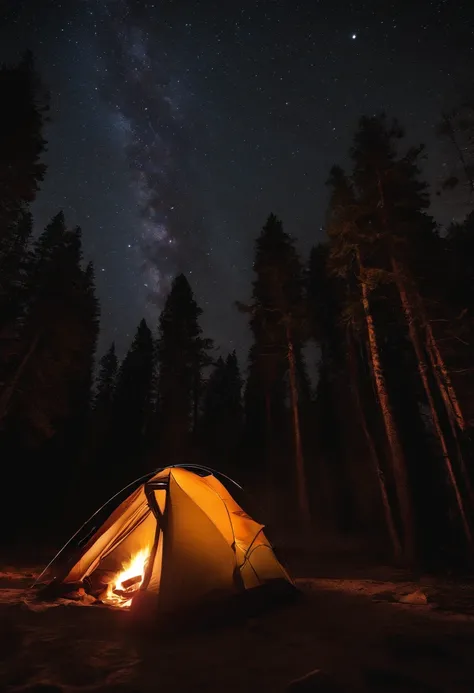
[1,550,474,693]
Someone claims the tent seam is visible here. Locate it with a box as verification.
[201,479,237,549]
[171,471,237,551]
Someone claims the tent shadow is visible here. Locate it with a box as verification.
[128,579,301,640]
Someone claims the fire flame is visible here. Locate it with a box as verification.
[103,547,150,608]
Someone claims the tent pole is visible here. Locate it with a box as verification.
[168,463,244,491]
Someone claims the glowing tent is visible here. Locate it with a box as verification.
[40,466,293,622]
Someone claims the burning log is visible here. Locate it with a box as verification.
[112,589,134,599]
[121,575,142,590]
[110,574,143,600]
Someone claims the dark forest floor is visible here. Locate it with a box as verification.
[1,551,474,693]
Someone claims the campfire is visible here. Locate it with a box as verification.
[102,547,150,608]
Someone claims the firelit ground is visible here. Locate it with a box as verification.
[1,558,474,692]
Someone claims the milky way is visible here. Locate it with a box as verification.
[0,0,473,358]
[97,0,203,303]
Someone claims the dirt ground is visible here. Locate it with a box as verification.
[1,560,474,693]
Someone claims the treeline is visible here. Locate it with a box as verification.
[1,53,473,571]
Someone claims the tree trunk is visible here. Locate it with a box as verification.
[347,323,402,560]
[425,319,474,509]
[414,291,474,509]
[265,391,272,438]
[425,320,467,431]
[263,389,276,519]
[192,373,200,435]
[377,169,468,436]
[286,326,311,531]
[0,332,40,423]
[357,252,415,564]
[392,257,473,554]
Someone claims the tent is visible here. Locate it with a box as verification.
[39,466,293,623]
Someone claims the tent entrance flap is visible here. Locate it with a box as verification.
[91,510,157,608]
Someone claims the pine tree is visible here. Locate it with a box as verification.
[201,355,226,428]
[0,208,33,334]
[156,274,211,462]
[437,103,474,198]
[0,213,97,446]
[199,351,243,472]
[79,342,118,507]
[94,342,118,414]
[0,51,48,233]
[0,211,100,536]
[65,259,100,454]
[239,214,310,529]
[0,209,34,394]
[225,350,244,432]
[326,163,410,561]
[307,243,392,543]
[111,319,154,483]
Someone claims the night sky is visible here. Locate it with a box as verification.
[0,0,472,358]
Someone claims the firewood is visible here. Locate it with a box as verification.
[121,575,142,589]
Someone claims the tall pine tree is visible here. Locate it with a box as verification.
[199,351,243,474]
[80,342,118,509]
[0,51,48,233]
[0,212,98,447]
[0,208,33,334]
[325,162,410,561]
[110,319,154,485]
[240,214,310,529]
[156,274,211,463]
[0,212,100,538]
[94,342,119,415]
[307,243,381,538]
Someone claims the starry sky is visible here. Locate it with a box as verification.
[0,0,473,359]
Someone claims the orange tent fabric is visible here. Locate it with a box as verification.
[51,467,292,617]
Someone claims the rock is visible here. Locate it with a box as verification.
[287,669,346,691]
[398,590,428,605]
[82,593,97,605]
[36,580,84,601]
[63,587,86,600]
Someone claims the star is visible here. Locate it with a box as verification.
[352,33,357,39]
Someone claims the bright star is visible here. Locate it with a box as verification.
[352,33,357,39]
